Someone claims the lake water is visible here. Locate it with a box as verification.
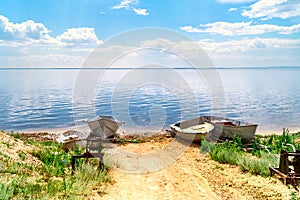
[0,68,299,133]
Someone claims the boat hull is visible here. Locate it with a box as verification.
[88,116,123,138]
[202,116,258,142]
[212,124,257,140]
[170,116,258,142]
[173,131,205,142]
[169,117,214,142]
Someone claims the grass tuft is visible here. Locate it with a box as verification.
[201,135,281,177]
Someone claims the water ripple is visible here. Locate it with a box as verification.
[0,69,300,132]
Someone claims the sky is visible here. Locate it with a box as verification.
[0,0,300,68]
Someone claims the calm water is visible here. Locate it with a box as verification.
[0,68,300,133]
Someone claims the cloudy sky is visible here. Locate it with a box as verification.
[0,0,300,68]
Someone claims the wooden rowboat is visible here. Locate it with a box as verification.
[170,116,257,142]
[169,117,214,142]
[202,116,258,142]
[88,116,124,138]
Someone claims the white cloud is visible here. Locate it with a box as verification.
[0,15,102,68]
[229,7,238,11]
[197,37,300,67]
[198,37,300,53]
[108,37,300,67]
[56,28,102,47]
[242,0,300,20]
[0,15,101,48]
[0,39,92,68]
[111,0,135,9]
[217,0,256,4]
[0,15,51,41]
[140,37,300,54]
[133,7,149,16]
[111,0,149,16]
[1,32,299,68]
[180,21,300,36]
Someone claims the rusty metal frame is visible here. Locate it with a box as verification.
[269,150,300,187]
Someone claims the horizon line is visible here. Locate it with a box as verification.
[0,66,300,70]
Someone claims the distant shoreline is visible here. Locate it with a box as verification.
[8,125,300,136]
[1,66,300,70]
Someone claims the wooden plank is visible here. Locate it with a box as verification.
[286,153,300,156]
[270,167,289,178]
[279,150,289,174]
[270,167,300,185]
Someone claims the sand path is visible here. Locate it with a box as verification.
[101,139,220,200]
[98,138,294,200]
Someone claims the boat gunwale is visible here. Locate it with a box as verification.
[202,116,258,127]
[169,116,258,134]
[212,123,258,127]
[169,126,209,135]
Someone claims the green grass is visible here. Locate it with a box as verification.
[201,129,300,178]
[8,131,21,139]
[291,191,300,200]
[201,135,283,177]
[254,128,300,154]
[237,153,279,177]
[0,133,111,199]
[202,141,278,177]
[115,138,145,145]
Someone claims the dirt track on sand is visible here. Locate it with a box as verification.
[101,139,219,200]
[98,138,294,200]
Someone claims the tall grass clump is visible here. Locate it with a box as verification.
[201,136,243,164]
[237,153,279,177]
[69,162,111,196]
[209,140,242,165]
[255,128,300,154]
[201,135,280,177]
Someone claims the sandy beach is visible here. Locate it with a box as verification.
[256,127,300,136]
[98,135,294,199]
[14,123,300,137]
[8,127,299,199]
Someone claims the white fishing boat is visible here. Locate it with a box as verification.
[169,117,214,142]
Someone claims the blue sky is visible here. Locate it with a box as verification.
[0,0,300,67]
